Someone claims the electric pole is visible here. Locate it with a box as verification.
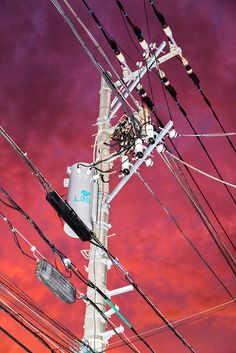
[83,75,112,352]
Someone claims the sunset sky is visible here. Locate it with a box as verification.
[0,1,235,352]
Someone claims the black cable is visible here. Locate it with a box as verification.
[0,303,56,353]
[161,153,236,276]
[160,80,236,252]
[0,211,35,261]
[0,188,156,352]
[157,71,236,204]
[115,0,145,43]
[167,153,236,266]
[144,0,152,42]
[89,239,196,353]
[136,172,234,299]
[0,325,33,353]
[107,300,236,350]
[148,0,236,152]
[84,294,155,353]
[0,271,85,350]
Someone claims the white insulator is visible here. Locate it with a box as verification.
[145,158,154,167]
[156,143,166,153]
[93,174,100,181]
[146,124,155,144]
[169,129,177,138]
[187,67,193,74]
[63,178,69,187]
[181,56,189,66]
[136,61,143,69]
[116,52,126,65]
[150,42,157,50]
[158,69,165,79]
[163,26,173,37]
[135,138,143,158]
[121,156,130,175]
[140,39,149,51]
[143,51,150,60]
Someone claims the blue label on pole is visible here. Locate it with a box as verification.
[74,190,91,204]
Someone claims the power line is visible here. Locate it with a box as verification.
[166,151,236,189]
[0,325,33,353]
[148,0,236,153]
[0,189,156,353]
[178,132,236,138]
[160,152,236,275]
[108,299,236,349]
[135,171,235,299]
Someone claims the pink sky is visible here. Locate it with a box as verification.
[0,0,235,352]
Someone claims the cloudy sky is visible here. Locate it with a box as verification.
[0,0,235,352]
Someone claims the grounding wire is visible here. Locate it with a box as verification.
[0,325,33,353]
[135,171,234,299]
[166,151,236,189]
[89,240,196,353]
[0,98,232,346]
[1,128,192,350]
[0,221,139,353]
[160,152,236,275]
[108,299,236,349]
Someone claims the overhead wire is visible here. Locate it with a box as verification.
[166,151,236,260]
[167,137,236,252]
[108,299,236,349]
[135,171,234,299]
[157,68,236,204]
[148,0,236,153]
[0,189,156,353]
[166,151,236,189]
[114,0,236,264]
[50,0,140,136]
[160,152,236,275]
[149,0,236,152]
[0,325,33,353]
[114,0,236,203]
[178,132,236,138]
[89,239,196,353]
[0,128,195,352]
[0,210,35,261]
[78,0,163,128]
[157,38,236,252]
[0,301,59,353]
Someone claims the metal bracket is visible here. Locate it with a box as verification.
[105,285,134,298]
[105,120,173,204]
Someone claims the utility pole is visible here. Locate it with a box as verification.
[83,75,112,352]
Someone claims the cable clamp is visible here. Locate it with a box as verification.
[97,115,109,124]
[101,325,124,344]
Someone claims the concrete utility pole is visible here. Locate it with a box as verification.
[83,75,112,352]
